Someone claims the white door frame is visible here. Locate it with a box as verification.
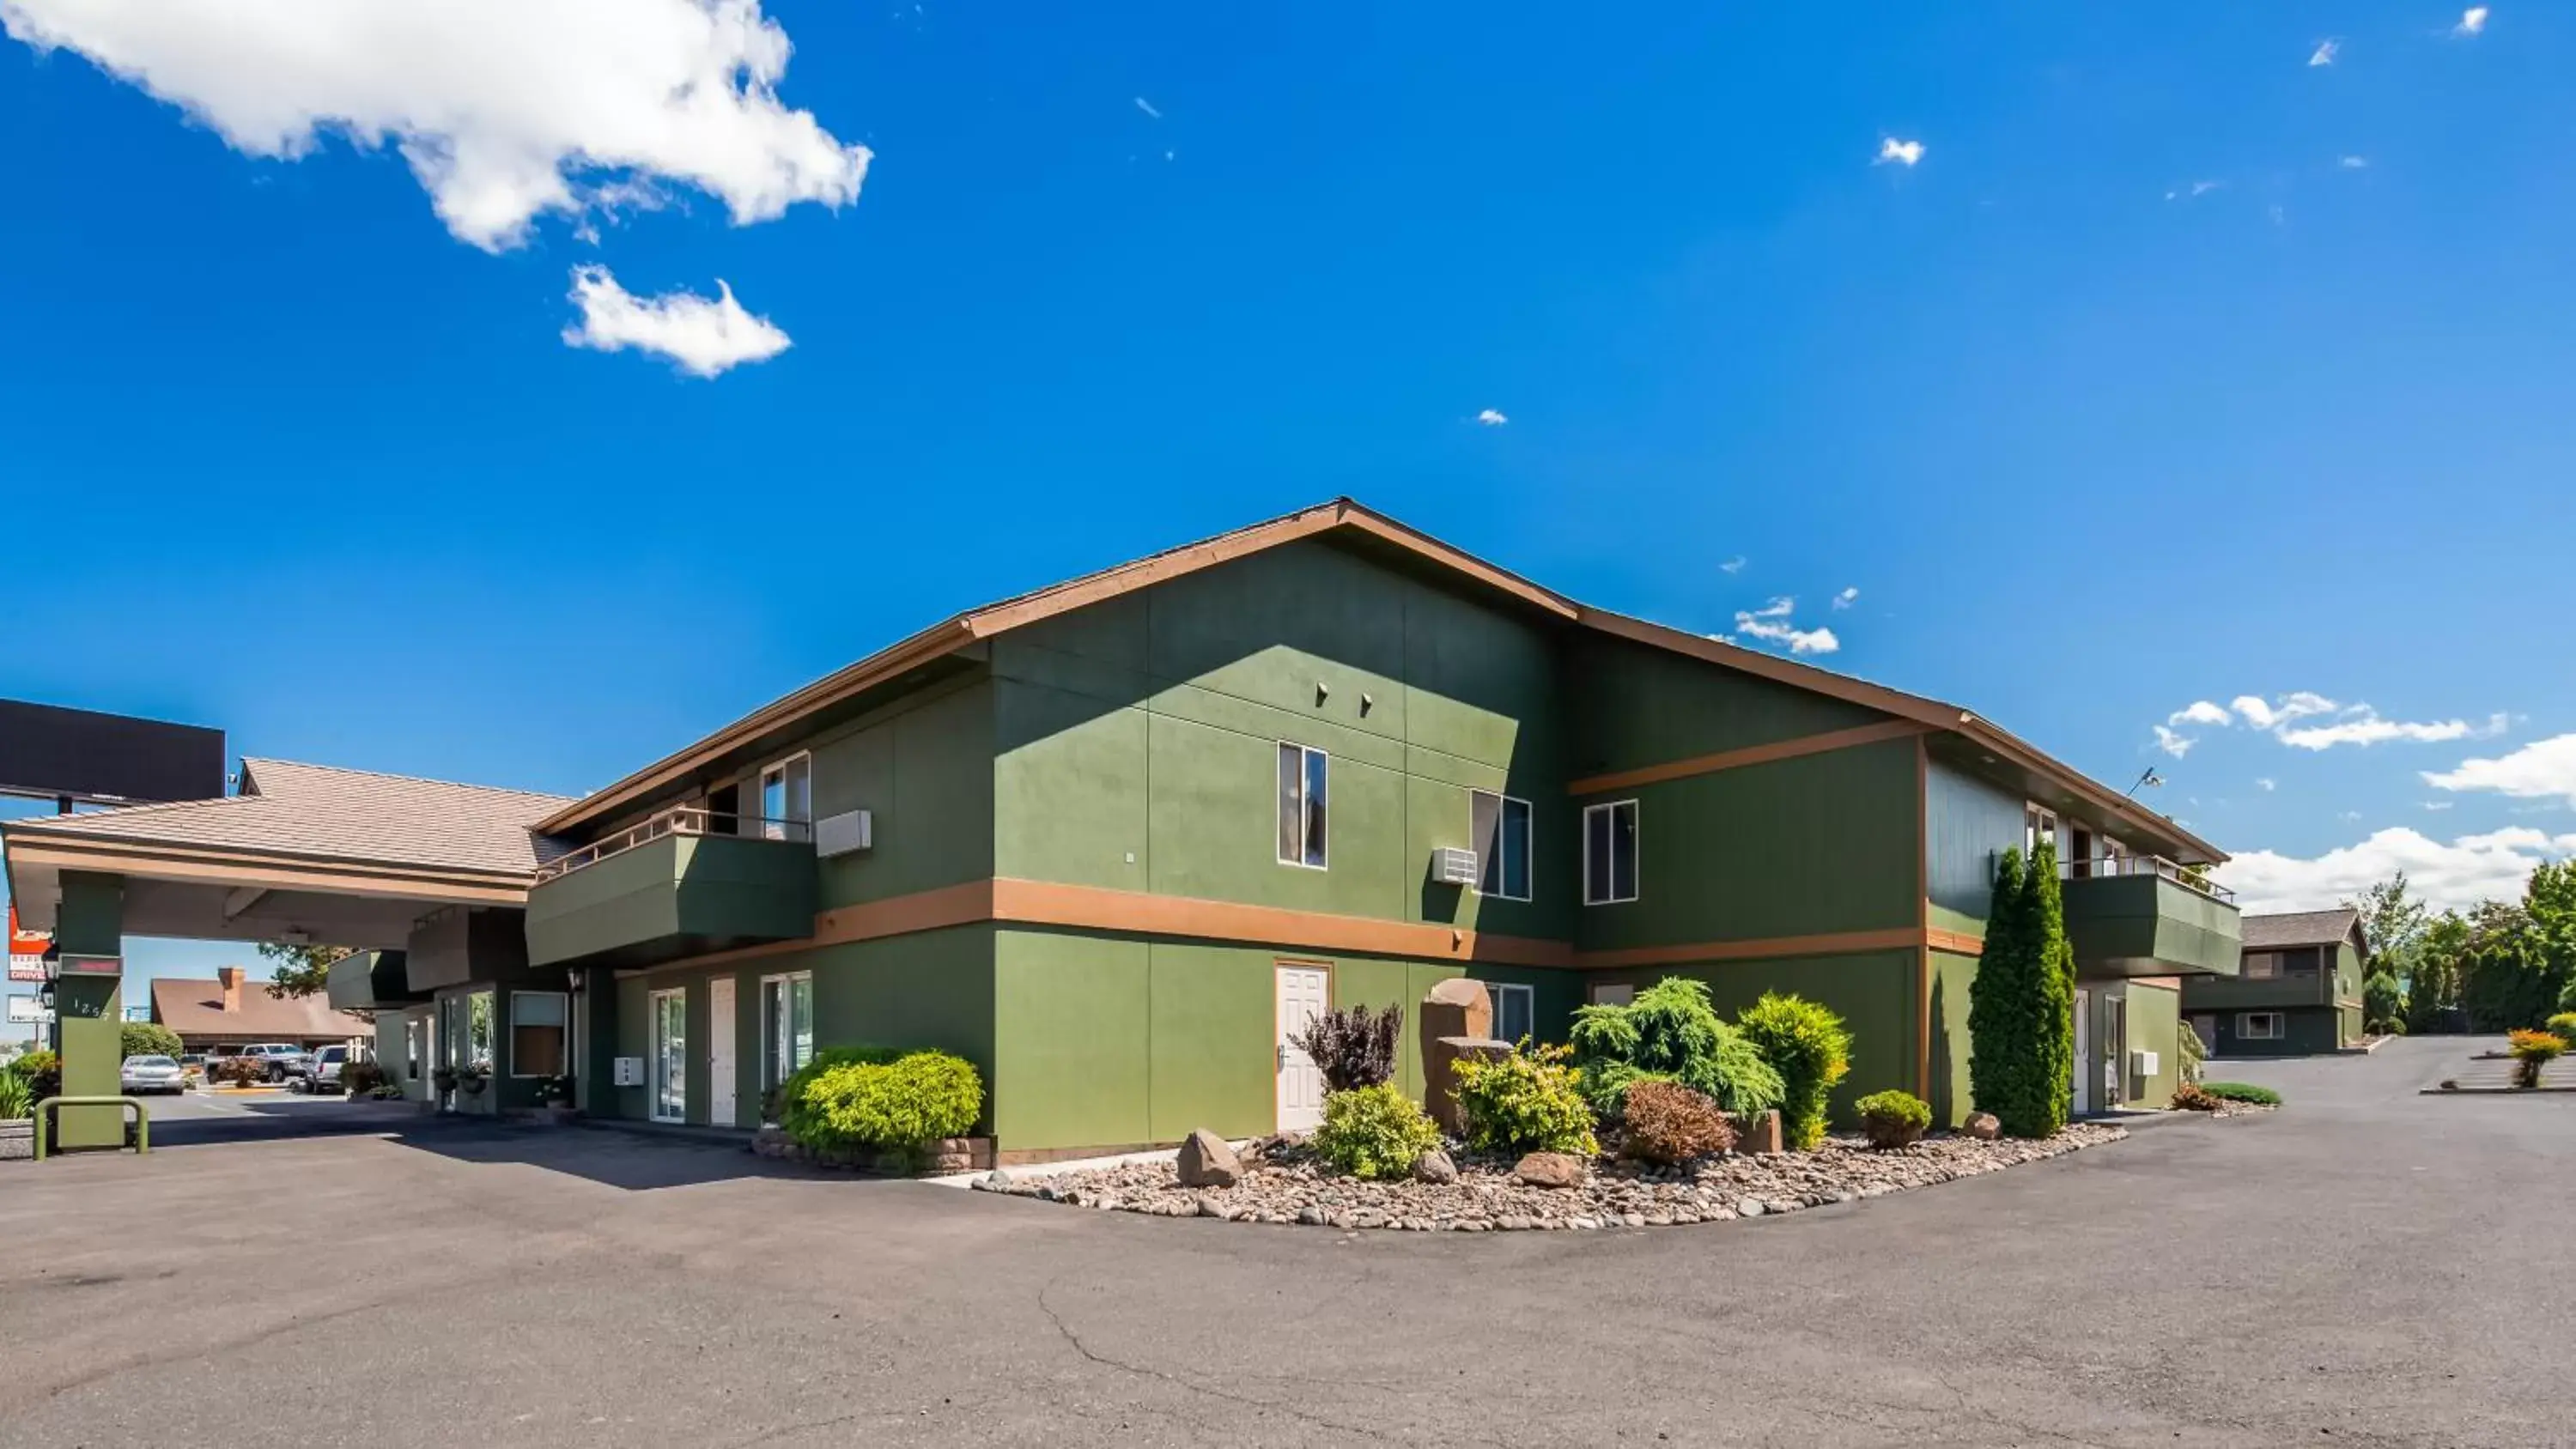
[650,987,687,1124]
[2071,988,2092,1116]
[1274,962,1329,1133]
[708,977,738,1128]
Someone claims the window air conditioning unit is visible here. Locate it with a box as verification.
[2130,1049,2158,1078]
[612,1057,645,1087]
[815,809,874,858]
[1431,847,1479,886]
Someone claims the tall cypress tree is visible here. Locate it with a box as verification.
[2026,840,2075,1137]
[1967,846,2034,1130]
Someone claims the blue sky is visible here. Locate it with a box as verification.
[4,3,2573,1005]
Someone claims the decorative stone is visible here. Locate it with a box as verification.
[1425,1036,1513,1136]
[1296,1205,1328,1227]
[1412,1149,1458,1185]
[1964,1113,2002,1141]
[1514,1151,1586,1189]
[1176,1129,1242,1189]
[1738,1198,1765,1217]
[1733,1110,1783,1155]
[1620,1213,1647,1228]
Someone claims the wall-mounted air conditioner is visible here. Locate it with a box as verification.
[2130,1049,2159,1078]
[816,809,874,858]
[1431,847,1479,886]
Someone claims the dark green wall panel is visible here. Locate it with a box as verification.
[1570,634,1886,778]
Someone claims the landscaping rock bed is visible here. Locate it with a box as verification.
[973,1122,2128,1231]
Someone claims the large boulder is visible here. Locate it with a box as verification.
[1732,1110,1783,1155]
[1412,1149,1458,1185]
[1963,1112,2001,1142]
[1176,1129,1241,1188]
[1513,1151,1585,1189]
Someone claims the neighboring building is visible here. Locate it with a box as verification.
[2183,908,2367,1057]
[4,500,2244,1156]
[150,965,372,1052]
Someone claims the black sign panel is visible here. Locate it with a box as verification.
[0,699,224,804]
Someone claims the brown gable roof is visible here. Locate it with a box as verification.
[2242,909,2365,954]
[532,498,2224,864]
[6,758,573,882]
[150,976,374,1040]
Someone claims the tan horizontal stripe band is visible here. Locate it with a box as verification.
[1565,720,1930,797]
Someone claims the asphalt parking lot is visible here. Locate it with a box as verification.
[3,1035,2567,1448]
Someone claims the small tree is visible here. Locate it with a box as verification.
[2361,972,2405,1036]
[119,1022,185,1059]
[1290,1003,1400,1093]
[1969,842,2075,1138]
[1733,992,1852,1150]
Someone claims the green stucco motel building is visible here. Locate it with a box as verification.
[2182,908,2368,1058]
[2,500,2242,1157]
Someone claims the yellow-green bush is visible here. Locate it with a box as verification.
[1450,1042,1596,1156]
[784,1048,981,1153]
[1310,1083,1443,1179]
[1855,1088,1931,1149]
[1735,992,1853,1150]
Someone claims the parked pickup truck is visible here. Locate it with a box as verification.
[209,1042,311,1083]
[291,1044,354,1094]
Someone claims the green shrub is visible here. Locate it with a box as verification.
[2201,1082,2282,1106]
[1569,977,1785,1124]
[362,1083,408,1100]
[0,1073,30,1120]
[2362,973,2406,1036]
[1290,1004,1400,1092]
[119,1022,185,1060]
[2545,1013,2576,1042]
[1616,1079,1735,1164]
[1310,1082,1443,1179]
[2169,1082,2221,1112]
[2506,1029,2567,1089]
[787,1049,983,1156]
[2178,1016,2207,1084]
[341,1060,391,1096]
[1968,843,2077,1138]
[1449,1041,1597,1156]
[9,1049,61,1101]
[1734,992,1853,1151]
[1855,1089,1932,1149]
[777,1046,901,1140]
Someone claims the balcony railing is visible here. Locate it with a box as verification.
[533,806,811,885]
[2058,852,2235,905]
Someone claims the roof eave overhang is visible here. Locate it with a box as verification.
[0,830,533,908]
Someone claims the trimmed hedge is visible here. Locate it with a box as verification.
[1569,977,1784,1124]
[1855,1089,1932,1149]
[1734,992,1852,1151]
[783,1047,981,1156]
[2200,1082,2282,1106]
[1311,1083,1443,1180]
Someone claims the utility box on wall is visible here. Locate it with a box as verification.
[816,809,873,858]
[1430,847,1479,887]
[612,1057,645,1087]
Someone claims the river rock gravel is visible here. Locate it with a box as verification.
[973,1123,2128,1232]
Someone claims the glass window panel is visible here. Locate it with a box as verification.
[1279,743,1302,864]
[1485,984,1534,1044]
[1585,806,1613,904]
[784,755,812,835]
[1303,748,1328,868]
[1501,797,1532,900]
[1610,802,1638,901]
[791,976,813,1070]
[1470,791,1503,893]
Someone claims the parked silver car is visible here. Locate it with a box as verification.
[119,1054,187,1094]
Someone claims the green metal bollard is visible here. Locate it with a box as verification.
[31,1096,149,1161]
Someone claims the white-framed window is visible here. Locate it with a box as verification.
[760,971,814,1094]
[1469,790,1533,900]
[1277,742,1329,870]
[2239,1011,2284,1041]
[1583,799,1639,905]
[1588,982,1635,1009]
[1485,982,1534,1044]
[508,991,568,1078]
[2024,803,2060,859]
[758,753,813,842]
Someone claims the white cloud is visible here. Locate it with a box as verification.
[2276,711,2504,751]
[2158,692,2495,757]
[2338,155,2370,169]
[2422,801,2453,811]
[2309,39,2340,66]
[1719,556,1747,575]
[2220,826,2576,913]
[2170,700,2234,728]
[2339,810,2364,822]
[561,265,790,377]
[2228,692,2336,731]
[0,0,868,252]
[1475,408,1508,427]
[2423,731,2576,808]
[1875,137,1925,167]
[2153,726,2197,760]
[2257,778,2277,792]
[2456,7,2489,37]
[1733,597,1838,656]
[1832,586,1859,609]
[1133,96,1162,120]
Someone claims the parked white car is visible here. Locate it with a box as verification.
[119,1054,187,1094]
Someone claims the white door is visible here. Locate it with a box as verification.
[651,988,687,1123]
[1275,964,1329,1132]
[2071,988,2092,1116]
[708,977,738,1128]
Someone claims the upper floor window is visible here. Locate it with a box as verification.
[1583,799,1638,906]
[1470,790,1533,900]
[1278,742,1328,869]
[759,753,812,842]
[2024,803,2060,861]
[1485,982,1534,1045]
[2243,951,2281,979]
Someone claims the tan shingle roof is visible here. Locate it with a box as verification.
[150,975,374,1041]
[5,758,573,880]
[2242,909,2363,952]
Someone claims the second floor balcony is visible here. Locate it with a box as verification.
[526,807,817,970]
[2058,854,2241,979]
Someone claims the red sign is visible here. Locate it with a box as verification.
[6,904,46,984]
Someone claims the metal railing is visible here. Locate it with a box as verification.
[2059,852,2236,905]
[533,805,811,885]
[32,1095,150,1160]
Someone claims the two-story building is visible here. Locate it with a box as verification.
[2182,908,2366,1057]
[2,500,2243,1157]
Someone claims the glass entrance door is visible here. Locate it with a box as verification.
[650,988,687,1123]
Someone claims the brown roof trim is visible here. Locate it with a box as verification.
[533,499,2225,865]
[2,834,532,905]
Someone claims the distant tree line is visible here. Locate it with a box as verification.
[2350,864,2576,1034]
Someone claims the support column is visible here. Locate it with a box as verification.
[53,871,126,1149]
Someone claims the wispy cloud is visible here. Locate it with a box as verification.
[2170,700,2235,728]
[1133,96,1162,120]
[2257,778,2277,792]
[2154,726,2197,759]
[2152,693,2503,755]
[2220,825,2576,912]
[1875,136,1925,168]
[2166,179,2226,202]
[1832,586,1859,610]
[2278,712,2506,750]
[2455,6,2489,37]
[2424,731,2576,808]
[1719,556,1747,575]
[1732,597,1839,656]
[2423,801,2454,811]
[2308,38,2341,66]
[2338,155,2370,169]
[1474,408,1508,427]
[562,266,791,378]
